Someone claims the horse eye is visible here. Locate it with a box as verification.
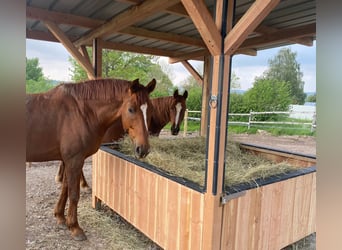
[128,107,135,113]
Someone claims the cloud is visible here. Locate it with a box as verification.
[26,39,72,81]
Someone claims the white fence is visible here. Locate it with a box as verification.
[183,108,316,135]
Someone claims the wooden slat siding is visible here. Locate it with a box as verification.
[221,172,316,249]
[92,149,205,250]
[189,189,204,250]
[166,180,180,249]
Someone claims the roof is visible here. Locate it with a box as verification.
[26,0,316,61]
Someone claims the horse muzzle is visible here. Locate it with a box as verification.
[135,144,150,158]
[171,125,180,135]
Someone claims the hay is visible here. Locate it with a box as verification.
[113,136,297,188]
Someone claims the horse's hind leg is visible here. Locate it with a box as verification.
[54,169,68,228]
[80,171,90,190]
[64,158,87,241]
[55,161,64,184]
[56,161,90,191]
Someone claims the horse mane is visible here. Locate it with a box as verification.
[151,96,174,124]
[59,78,131,100]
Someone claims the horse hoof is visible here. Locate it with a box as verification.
[72,231,87,241]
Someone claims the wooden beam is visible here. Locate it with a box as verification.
[101,40,176,57]
[43,20,95,79]
[200,55,210,137]
[74,0,180,47]
[27,6,102,28]
[79,45,91,66]
[169,49,208,64]
[169,47,256,64]
[180,61,203,85]
[256,25,314,46]
[116,0,188,17]
[120,26,205,48]
[27,7,204,49]
[93,38,102,78]
[181,0,221,56]
[224,0,280,55]
[240,23,316,50]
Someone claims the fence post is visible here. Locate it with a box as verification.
[183,109,188,137]
[248,110,252,129]
[311,112,316,132]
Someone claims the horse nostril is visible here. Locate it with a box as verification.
[135,146,142,156]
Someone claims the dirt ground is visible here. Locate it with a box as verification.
[26,133,316,249]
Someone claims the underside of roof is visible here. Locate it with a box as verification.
[26,0,316,62]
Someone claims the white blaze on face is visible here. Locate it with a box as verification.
[140,103,148,130]
[175,102,182,126]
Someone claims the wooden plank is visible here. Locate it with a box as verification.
[74,0,180,47]
[181,0,221,56]
[200,55,210,137]
[179,187,191,250]
[180,61,203,85]
[220,172,315,249]
[166,180,180,249]
[224,0,280,55]
[189,191,204,250]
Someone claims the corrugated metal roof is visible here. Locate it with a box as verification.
[26,0,316,60]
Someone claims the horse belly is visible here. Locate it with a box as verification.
[26,118,61,162]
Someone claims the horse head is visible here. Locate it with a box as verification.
[169,89,188,135]
[121,78,156,158]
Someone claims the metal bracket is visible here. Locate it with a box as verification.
[221,191,246,205]
[209,95,217,109]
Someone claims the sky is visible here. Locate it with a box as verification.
[26,39,316,93]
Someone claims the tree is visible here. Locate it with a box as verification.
[26,57,54,93]
[69,50,174,97]
[306,93,316,103]
[260,47,306,104]
[243,78,292,120]
[230,71,241,89]
[26,57,43,81]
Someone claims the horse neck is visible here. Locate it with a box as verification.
[64,80,129,133]
[151,97,173,129]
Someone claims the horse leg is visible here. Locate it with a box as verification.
[55,161,64,184]
[80,170,90,191]
[64,158,87,241]
[54,168,68,229]
[56,161,90,191]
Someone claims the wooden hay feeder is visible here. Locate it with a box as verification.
[92,140,316,250]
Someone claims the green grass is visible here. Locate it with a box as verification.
[175,119,316,137]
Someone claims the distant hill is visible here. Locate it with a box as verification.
[47,79,61,85]
[305,92,316,97]
[230,89,246,94]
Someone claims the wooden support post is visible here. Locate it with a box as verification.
[92,38,102,78]
[200,55,211,137]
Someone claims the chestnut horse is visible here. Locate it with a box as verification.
[55,89,188,189]
[26,78,156,241]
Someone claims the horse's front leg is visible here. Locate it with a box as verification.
[64,158,87,241]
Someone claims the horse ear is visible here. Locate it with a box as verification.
[130,79,140,93]
[146,78,156,94]
[173,89,179,98]
[183,90,188,99]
